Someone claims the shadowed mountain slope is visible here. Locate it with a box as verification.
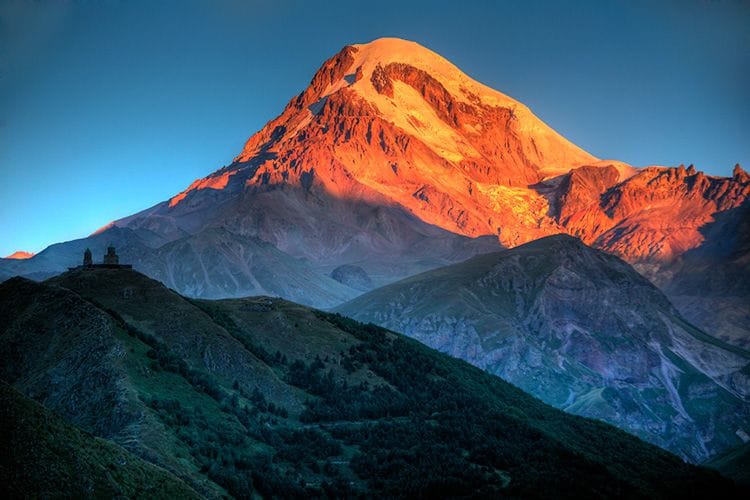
[654,201,750,349]
[336,234,750,463]
[707,441,750,486]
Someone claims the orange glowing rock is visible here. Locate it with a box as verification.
[4,251,34,260]
[135,38,750,266]
[168,170,235,207]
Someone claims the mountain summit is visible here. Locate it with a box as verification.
[120,37,749,262]
[232,37,596,180]
[162,37,598,248]
[4,251,34,260]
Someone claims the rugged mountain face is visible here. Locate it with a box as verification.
[119,38,595,254]
[2,268,739,497]
[336,234,750,463]
[555,164,750,347]
[553,164,749,261]
[1,37,747,333]
[652,199,750,349]
[0,199,498,307]
[0,37,590,302]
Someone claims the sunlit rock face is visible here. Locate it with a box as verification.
[336,234,750,463]
[4,251,34,260]
[164,38,748,262]
[1,38,748,337]
[180,38,597,250]
[129,38,749,307]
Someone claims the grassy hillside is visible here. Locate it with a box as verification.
[0,381,199,498]
[0,268,743,497]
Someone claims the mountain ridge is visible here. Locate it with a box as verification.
[3,251,34,260]
[1,37,747,345]
[335,233,750,462]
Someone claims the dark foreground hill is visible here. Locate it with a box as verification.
[707,442,750,486]
[0,268,742,497]
[0,381,199,498]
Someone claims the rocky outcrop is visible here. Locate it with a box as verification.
[372,62,462,127]
[555,164,621,231]
[330,264,373,291]
[591,166,750,262]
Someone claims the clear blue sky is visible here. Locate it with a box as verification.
[1,0,748,256]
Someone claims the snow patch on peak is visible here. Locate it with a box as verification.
[337,38,596,173]
[347,37,519,109]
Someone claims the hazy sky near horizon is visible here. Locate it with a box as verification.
[1,0,748,256]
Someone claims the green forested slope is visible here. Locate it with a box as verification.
[0,381,199,498]
[0,268,742,498]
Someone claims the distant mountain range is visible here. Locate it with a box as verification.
[1,37,748,481]
[1,37,746,344]
[0,268,742,497]
[336,234,750,463]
